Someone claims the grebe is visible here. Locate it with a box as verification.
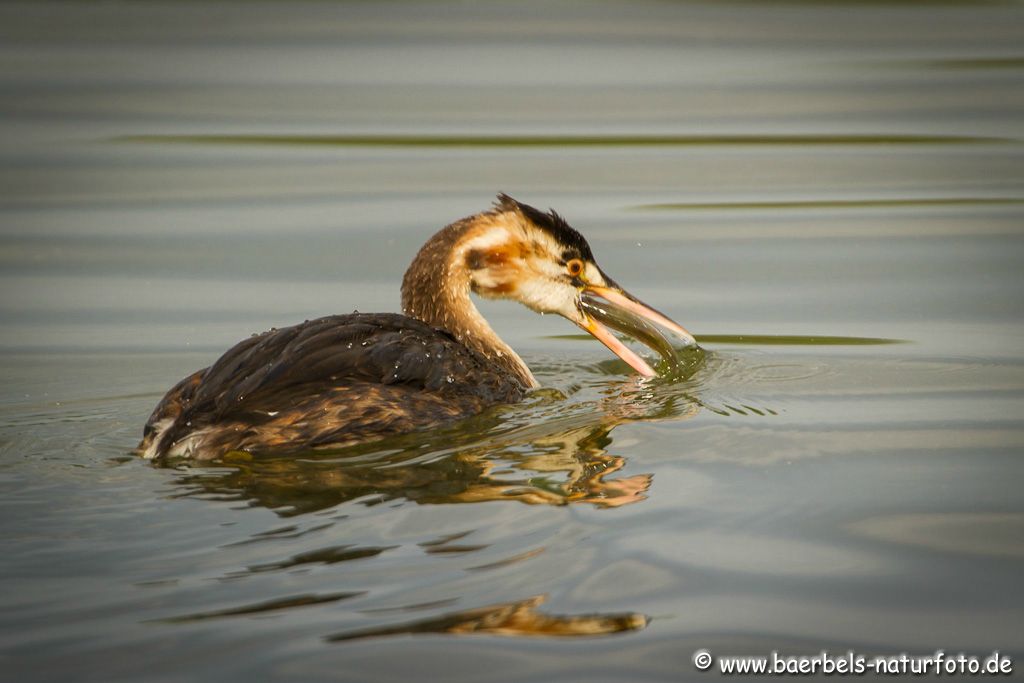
[139,195,696,460]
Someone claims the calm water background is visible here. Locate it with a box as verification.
[2,1,1023,681]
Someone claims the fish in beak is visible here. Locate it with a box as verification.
[577,284,697,377]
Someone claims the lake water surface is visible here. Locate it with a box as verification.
[1,1,1023,681]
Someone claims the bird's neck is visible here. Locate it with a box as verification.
[401,218,538,389]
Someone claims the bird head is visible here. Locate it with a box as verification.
[458,194,697,376]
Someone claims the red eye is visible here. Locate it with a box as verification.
[567,259,584,277]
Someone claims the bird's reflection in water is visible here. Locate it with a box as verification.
[159,593,645,639]
[160,374,704,641]
[166,374,701,516]
[328,594,648,641]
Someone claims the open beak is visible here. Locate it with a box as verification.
[577,284,697,377]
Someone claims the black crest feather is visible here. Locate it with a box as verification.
[494,193,595,261]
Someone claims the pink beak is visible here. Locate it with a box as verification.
[577,285,697,377]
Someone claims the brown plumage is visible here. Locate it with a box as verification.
[139,194,696,460]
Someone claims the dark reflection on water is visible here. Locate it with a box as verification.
[238,545,397,574]
[552,332,908,346]
[115,133,1007,147]
[159,591,364,623]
